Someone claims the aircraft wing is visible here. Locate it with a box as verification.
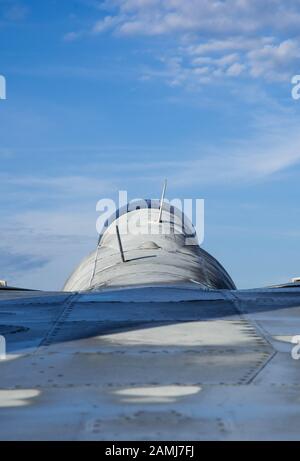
[0,284,300,440]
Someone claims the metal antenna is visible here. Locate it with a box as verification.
[89,235,101,289]
[158,178,167,223]
[116,225,126,263]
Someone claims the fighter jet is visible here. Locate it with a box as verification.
[0,184,300,441]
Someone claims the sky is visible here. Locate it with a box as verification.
[0,0,300,290]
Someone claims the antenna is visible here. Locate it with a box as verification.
[158,178,167,223]
[89,235,101,289]
[116,225,126,262]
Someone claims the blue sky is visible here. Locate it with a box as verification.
[0,0,300,290]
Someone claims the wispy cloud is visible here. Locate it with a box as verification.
[0,209,98,289]
[0,171,117,288]
[0,174,115,204]
[67,0,300,85]
[0,0,28,23]
[0,249,49,280]
[93,0,300,36]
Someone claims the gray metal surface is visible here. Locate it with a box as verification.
[1,203,299,440]
[0,285,300,440]
[63,207,235,291]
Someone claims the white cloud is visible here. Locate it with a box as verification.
[129,134,300,192]
[226,62,246,76]
[92,15,120,34]
[0,174,114,200]
[140,36,300,86]
[100,0,300,36]
[105,114,300,186]
[70,0,300,85]
[248,39,300,81]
